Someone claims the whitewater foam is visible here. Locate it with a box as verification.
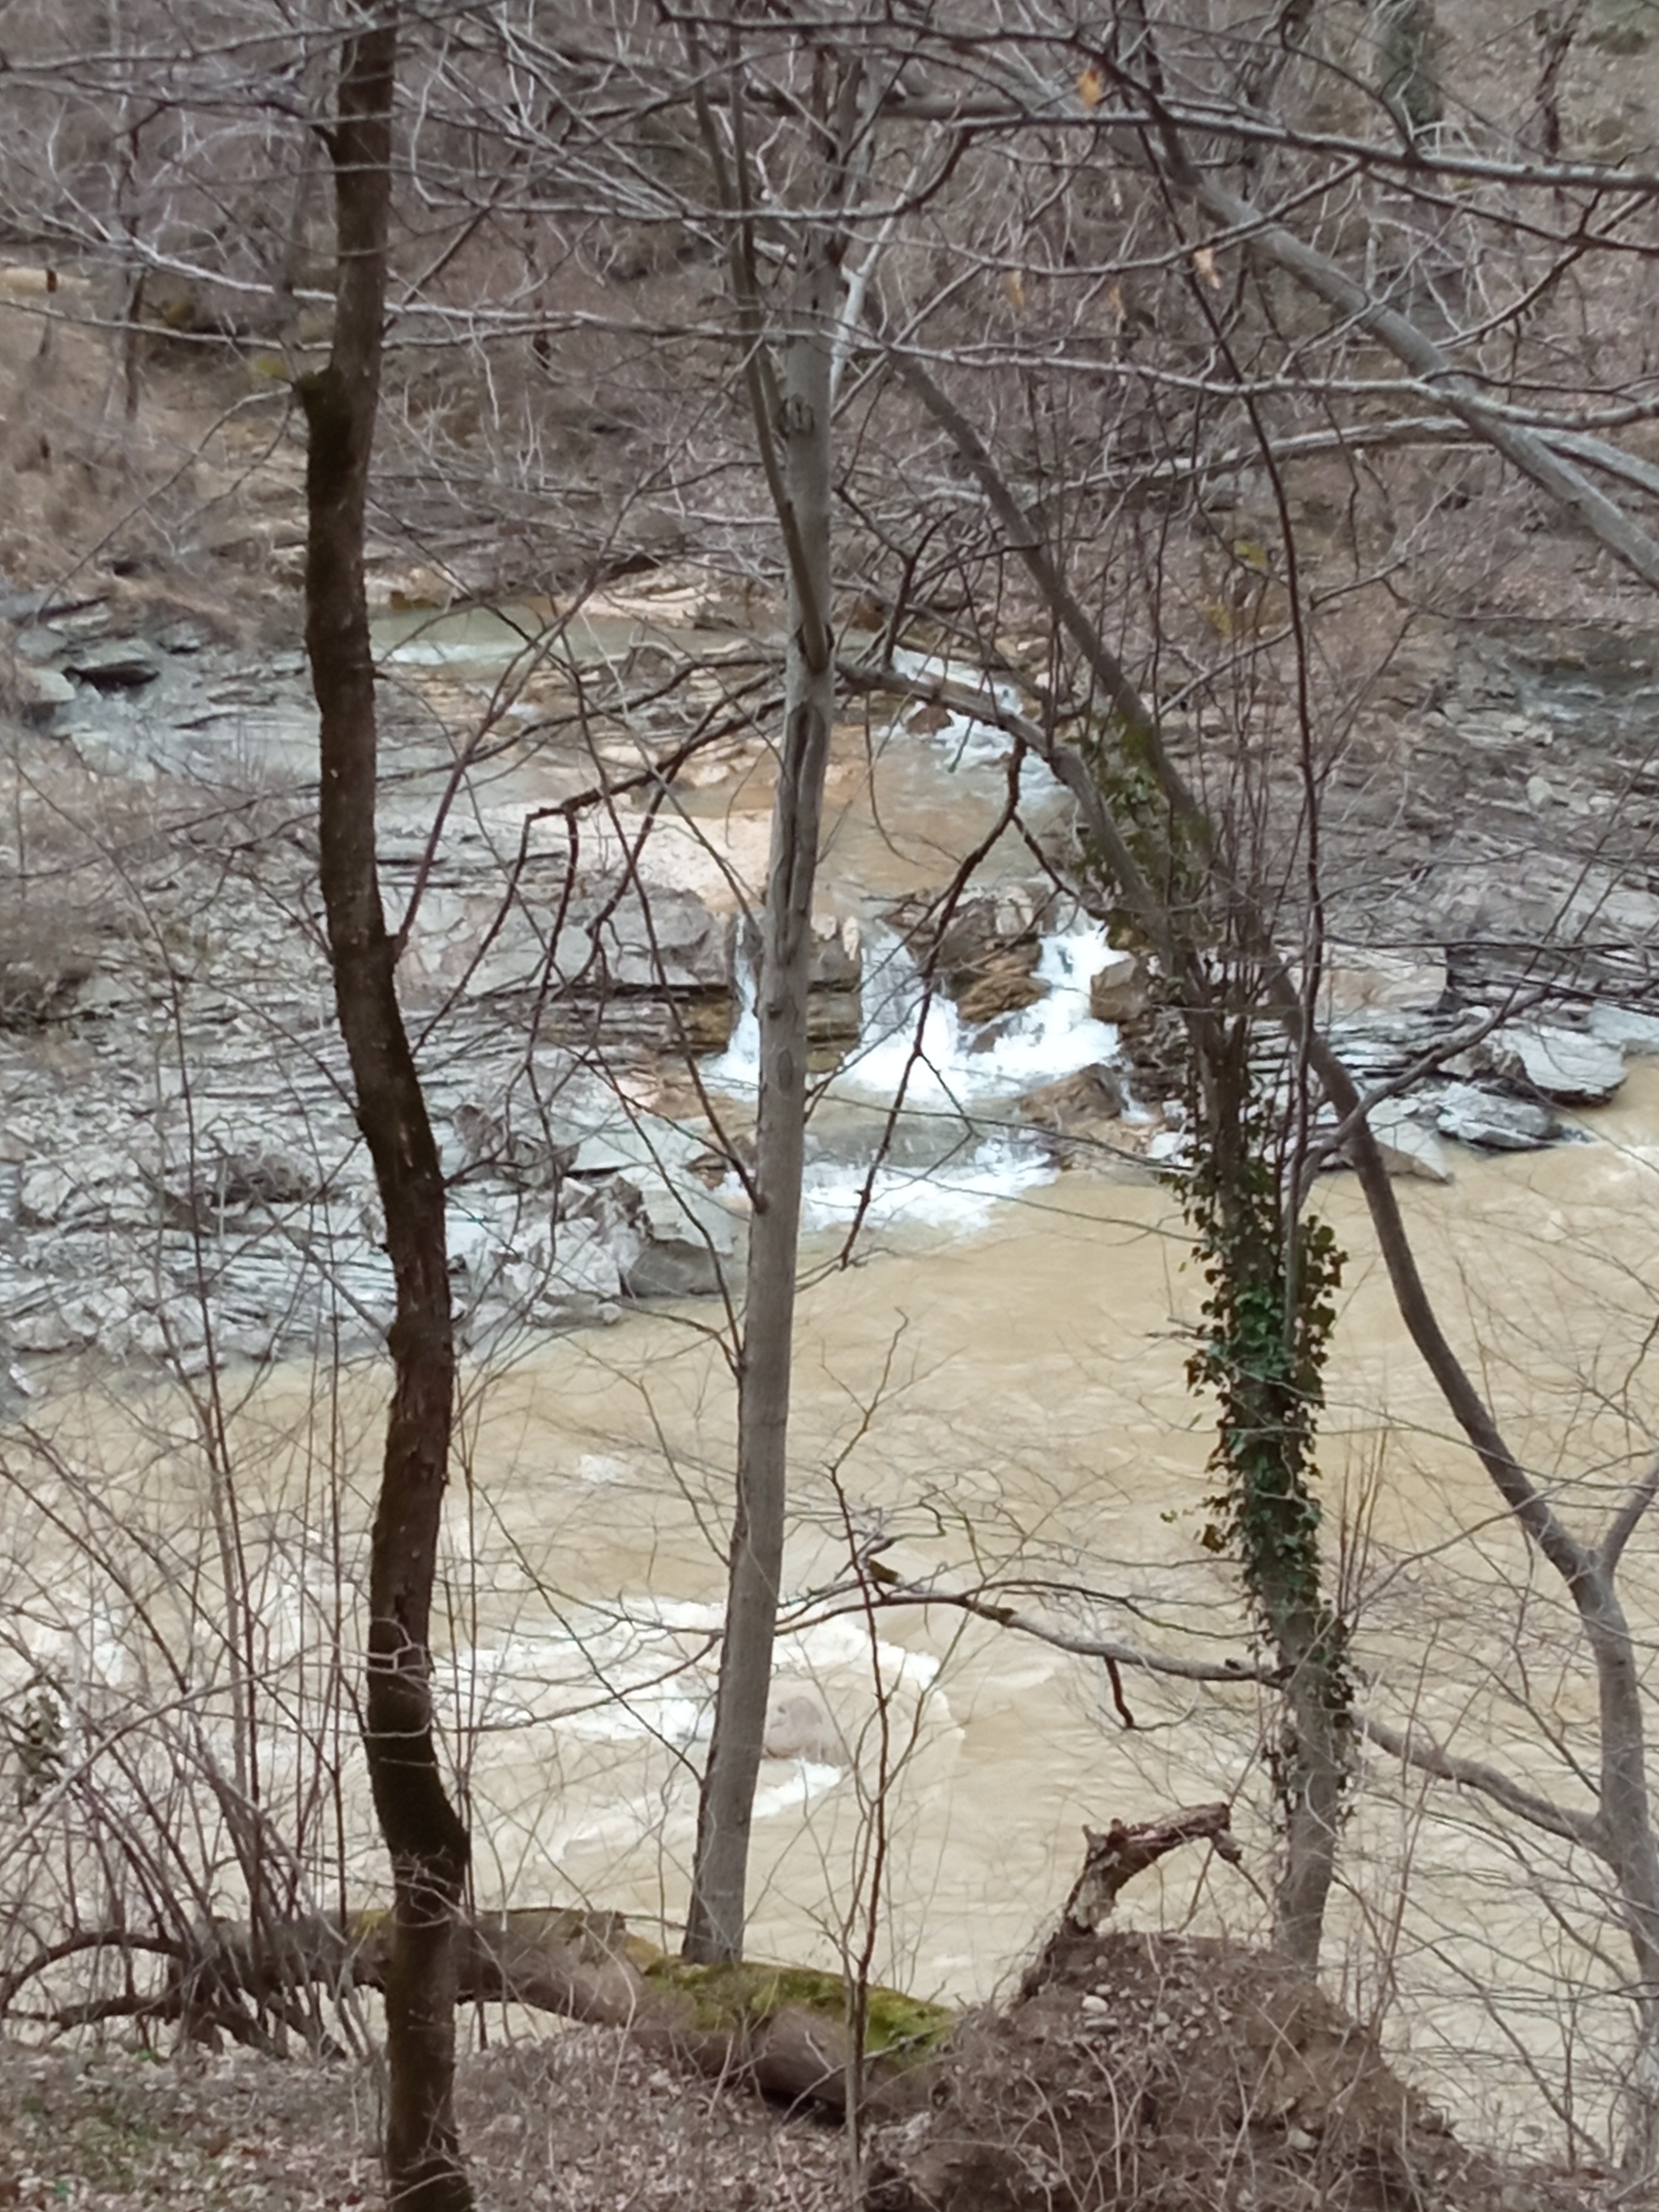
[705,921,1124,1229]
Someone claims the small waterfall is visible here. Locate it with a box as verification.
[833,921,1120,1110]
[702,943,761,1093]
[887,648,1060,796]
[704,918,1126,1230]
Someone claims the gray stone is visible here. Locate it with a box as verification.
[1589,1004,1659,1056]
[558,1171,647,1250]
[8,1306,87,1353]
[161,1140,322,1223]
[967,1006,1032,1055]
[1427,862,1659,947]
[633,1170,740,1256]
[1318,945,1448,1018]
[11,663,75,723]
[595,888,734,994]
[529,1243,629,1326]
[1478,1024,1626,1104]
[1017,1063,1129,1131]
[810,913,863,995]
[69,972,138,1016]
[1366,1101,1452,1183]
[565,1110,699,1181]
[555,1158,736,1302]
[622,1235,726,1300]
[954,952,1046,1025]
[889,887,1047,1013]
[19,1161,78,1225]
[60,639,161,689]
[453,1100,576,1189]
[1436,1083,1562,1150]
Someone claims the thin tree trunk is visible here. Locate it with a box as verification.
[1197,1057,1353,1975]
[1580,1560,1659,2168]
[895,322,1659,2022]
[298,11,474,2208]
[885,358,1355,1963]
[1270,1606,1349,1971]
[683,241,837,1967]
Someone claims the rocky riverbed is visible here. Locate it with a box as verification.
[3,583,1659,1384]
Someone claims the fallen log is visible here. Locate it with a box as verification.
[2,1804,1240,2111]
[375,1908,957,2108]
[31,1905,957,2109]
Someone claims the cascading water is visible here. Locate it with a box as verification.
[704,918,1130,1232]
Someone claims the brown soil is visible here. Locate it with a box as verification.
[865,1929,1589,2212]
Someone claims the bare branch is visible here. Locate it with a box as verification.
[1361,1712,1603,1855]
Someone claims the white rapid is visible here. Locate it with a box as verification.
[704,918,1129,1233]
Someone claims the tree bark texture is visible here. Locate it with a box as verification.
[298,13,473,2208]
[1200,1049,1351,1975]
[684,237,838,1967]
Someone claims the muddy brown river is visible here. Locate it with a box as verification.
[7,593,1659,2155]
[13,1063,1659,2153]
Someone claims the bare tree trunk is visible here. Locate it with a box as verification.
[894,309,1659,2061]
[1269,1609,1349,1971]
[1580,1550,1659,2167]
[299,11,473,2207]
[684,213,839,1969]
[1373,0,1441,133]
[889,344,1354,1970]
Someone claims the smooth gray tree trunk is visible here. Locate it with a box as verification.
[684,241,838,1967]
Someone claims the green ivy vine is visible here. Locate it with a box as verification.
[1078,683,1355,1935]
[1179,1068,1354,1809]
[1078,709,1209,948]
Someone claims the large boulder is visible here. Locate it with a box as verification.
[58,637,162,691]
[1018,1064,1130,1138]
[1590,1003,1659,1055]
[1474,1023,1626,1105]
[957,950,1046,1025]
[1087,949,1148,1025]
[453,1100,578,1190]
[1317,944,1447,1019]
[593,884,734,997]
[1436,1082,1563,1150]
[1362,1100,1452,1183]
[159,1137,322,1225]
[400,859,740,1044]
[557,1170,736,1302]
[808,913,863,1056]
[7,661,75,725]
[889,885,1053,1024]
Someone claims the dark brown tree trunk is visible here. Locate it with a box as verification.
[299,12,473,2208]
